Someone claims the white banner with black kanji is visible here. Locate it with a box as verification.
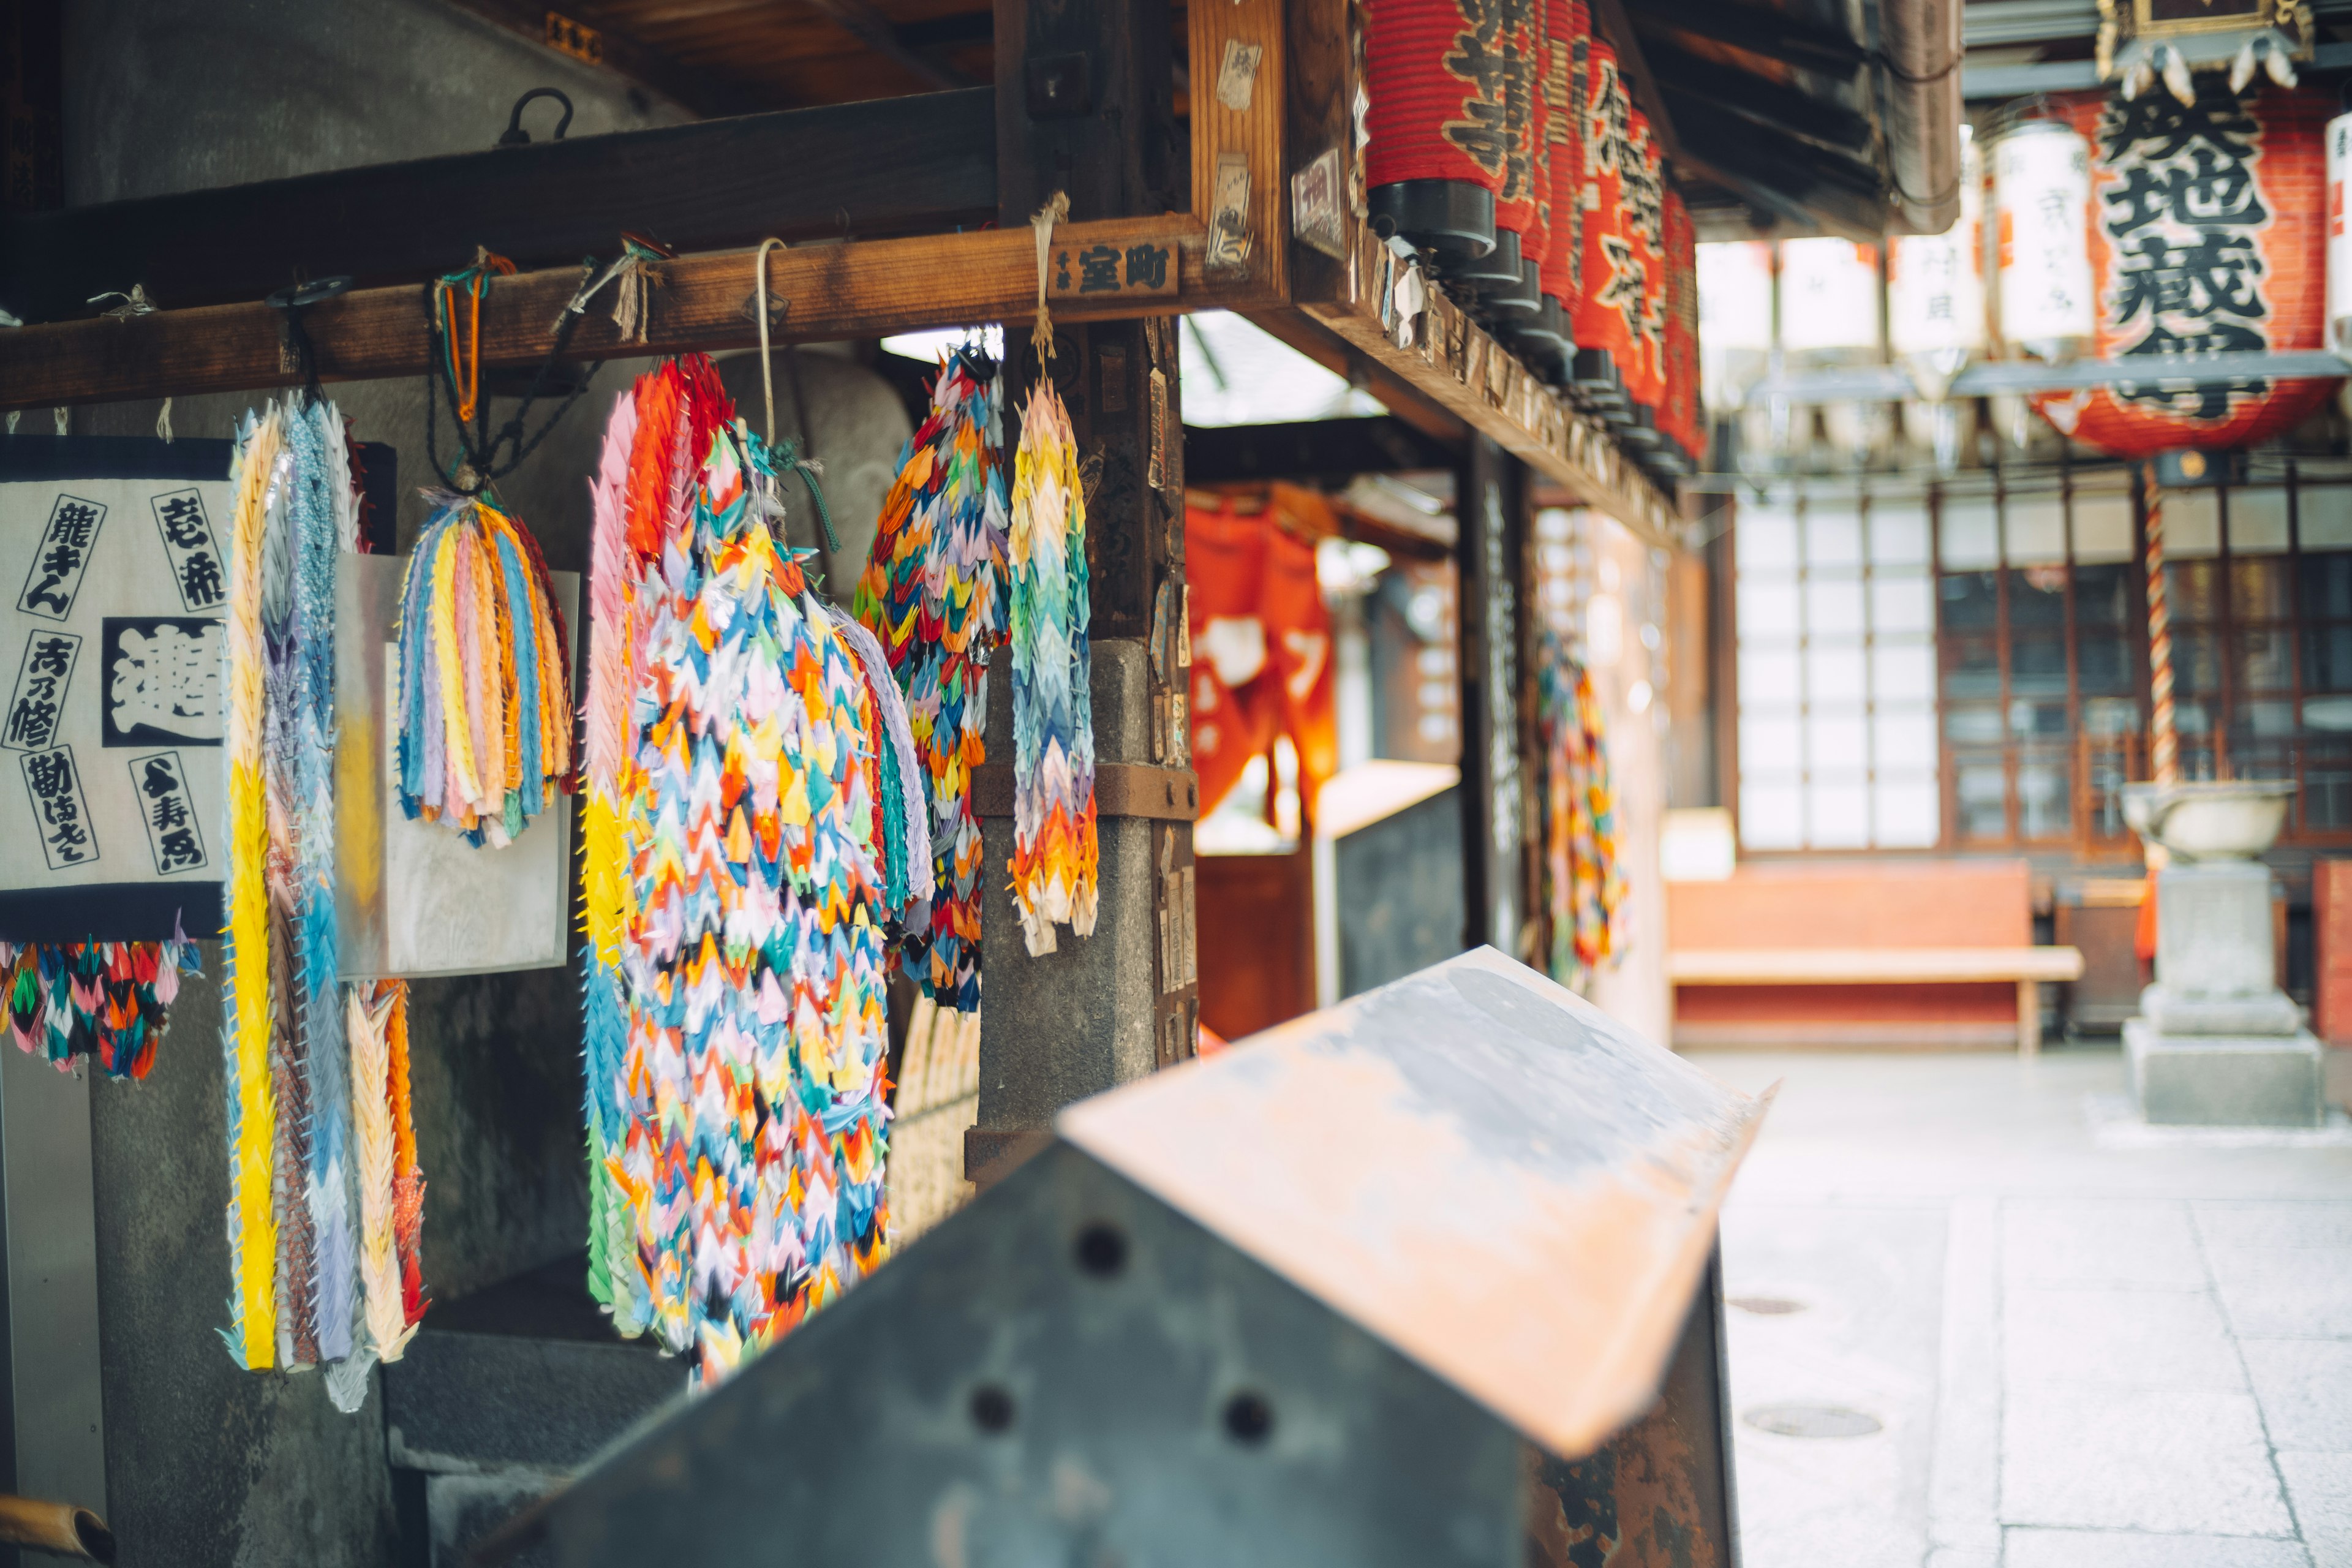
[0,443,231,940]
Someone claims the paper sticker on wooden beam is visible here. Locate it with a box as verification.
[1208,153,1254,275]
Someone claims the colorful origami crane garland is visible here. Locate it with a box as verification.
[1,932,202,1079]
[221,399,423,1406]
[1006,381,1096,956]
[394,492,576,846]
[853,352,1009,1012]
[581,355,903,1387]
[1540,636,1626,988]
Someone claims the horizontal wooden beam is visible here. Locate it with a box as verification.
[0,88,998,325]
[1184,416,1458,483]
[1285,227,1683,550]
[0,218,1278,412]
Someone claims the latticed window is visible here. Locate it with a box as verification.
[1728,464,2352,853]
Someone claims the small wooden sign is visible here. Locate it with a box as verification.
[1047,238,1180,302]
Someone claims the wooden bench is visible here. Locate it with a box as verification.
[1667,946,2086,1054]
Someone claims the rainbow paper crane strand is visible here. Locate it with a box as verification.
[219,398,409,1404]
[395,492,576,848]
[1006,381,1097,956]
[612,415,892,1385]
[824,606,933,920]
[287,399,356,1369]
[1540,638,1625,989]
[1,932,202,1079]
[578,357,731,1337]
[853,354,1009,1012]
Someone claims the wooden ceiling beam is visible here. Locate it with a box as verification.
[444,0,776,118]
[0,217,1279,412]
[0,88,998,325]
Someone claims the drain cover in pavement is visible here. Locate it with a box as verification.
[1742,1404,1882,1438]
[1727,1295,1806,1315]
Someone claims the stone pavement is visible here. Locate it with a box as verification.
[1686,1047,2352,1568]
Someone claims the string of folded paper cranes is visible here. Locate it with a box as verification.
[123,232,1098,1400]
[579,298,1099,1381]
[1540,636,1626,990]
[218,398,426,1408]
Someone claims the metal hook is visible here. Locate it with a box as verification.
[498,87,575,148]
[266,275,354,404]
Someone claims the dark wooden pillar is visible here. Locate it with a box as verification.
[1457,434,1536,958]
[972,0,1196,1175]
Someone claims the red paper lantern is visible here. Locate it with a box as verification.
[1620,105,1670,418]
[1496,1,1552,278]
[1573,29,1637,401]
[1540,0,1587,322]
[1661,190,1702,464]
[2034,80,2339,456]
[1365,1,1512,264]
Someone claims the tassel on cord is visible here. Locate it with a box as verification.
[393,491,576,846]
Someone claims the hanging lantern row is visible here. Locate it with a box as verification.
[1363,0,1703,478]
[1697,77,2348,465]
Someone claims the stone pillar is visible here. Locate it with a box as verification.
[2126,862,2324,1126]
[968,314,1195,1176]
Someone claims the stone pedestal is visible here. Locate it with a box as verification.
[2124,1020,2326,1127]
[2126,862,2324,1127]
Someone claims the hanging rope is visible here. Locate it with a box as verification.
[1030,191,1070,363]
[2145,470,2178,786]
[751,237,838,556]
[422,251,606,495]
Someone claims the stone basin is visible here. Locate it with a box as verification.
[2122,780,2297,861]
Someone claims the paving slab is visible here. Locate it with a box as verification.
[1720,1203,1945,1568]
[2195,1201,2352,1251]
[2005,1284,2247,1394]
[2004,1527,2314,1567]
[1686,1047,2352,1568]
[2246,1341,2352,1452]
[2206,1246,2352,1340]
[2002,1385,2294,1535]
[2276,1451,2352,1568]
[2003,1199,2211,1291]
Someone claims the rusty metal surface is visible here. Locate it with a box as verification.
[1526,1246,1741,1568]
[1058,946,1773,1460]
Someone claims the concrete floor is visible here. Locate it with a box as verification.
[1687,1046,2352,1568]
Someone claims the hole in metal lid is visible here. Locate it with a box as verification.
[1074,1222,1128,1277]
[1223,1390,1275,1445]
[1743,1404,1882,1439]
[970,1385,1015,1433]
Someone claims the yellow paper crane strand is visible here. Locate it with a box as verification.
[429,523,484,812]
[223,409,282,1369]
